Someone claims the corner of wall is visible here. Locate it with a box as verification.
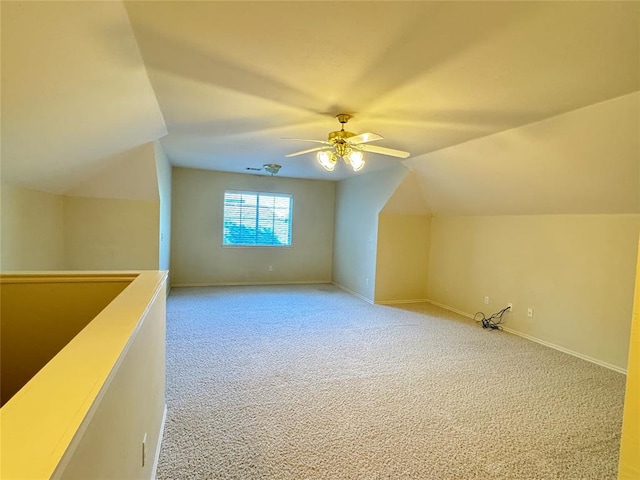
[375,170,432,303]
[61,144,162,271]
[332,164,409,301]
[619,235,640,478]
[154,141,172,274]
[0,184,65,271]
[65,143,159,201]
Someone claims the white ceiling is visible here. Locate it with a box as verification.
[124,1,639,180]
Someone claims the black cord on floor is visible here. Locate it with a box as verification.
[474,306,510,331]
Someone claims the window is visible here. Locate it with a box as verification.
[223,190,292,246]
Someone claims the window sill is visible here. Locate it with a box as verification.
[221,244,293,249]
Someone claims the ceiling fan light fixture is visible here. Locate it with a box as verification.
[335,142,350,157]
[347,150,365,171]
[317,151,337,171]
[285,113,410,174]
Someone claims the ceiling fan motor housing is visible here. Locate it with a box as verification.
[329,130,355,157]
[328,130,355,142]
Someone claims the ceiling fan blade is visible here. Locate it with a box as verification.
[285,146,327,157]
[282,138,331,145]
[359,144,411,158]
[347,132,383,145]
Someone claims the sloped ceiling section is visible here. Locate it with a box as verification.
[380,171,431,216]
[1,1,167,193]
[125,1,639,182]
[404,93,640,216]
[66,143,159,201]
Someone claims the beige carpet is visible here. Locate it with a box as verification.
[157,284,625,479]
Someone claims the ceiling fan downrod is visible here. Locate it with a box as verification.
[336,113,351,126]
[329,114,355,143]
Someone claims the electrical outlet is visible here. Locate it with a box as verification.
[484,296,489,305]
[507,302,513,311]
[366,278,369,286]
[268,265,274,272]
[527,308,533,318]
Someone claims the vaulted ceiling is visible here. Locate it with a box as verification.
[1,1,166,193]
[1,1,639,214]
[124,1,639,182]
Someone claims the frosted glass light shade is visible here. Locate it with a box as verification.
[317,151,337,171]
[348,150,365,171]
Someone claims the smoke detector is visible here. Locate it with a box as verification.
[263,164,281,176]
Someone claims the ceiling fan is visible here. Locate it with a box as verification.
[284,114,410,172]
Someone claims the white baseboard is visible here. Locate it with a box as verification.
[428,300,475,320]
[171,280,331,288]
[151,404,167,480]
[500,326,627,375]
[427,300,627,375]
[376,299,430,305]
[332,282,374,304]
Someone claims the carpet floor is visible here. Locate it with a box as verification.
[157,284,626,479]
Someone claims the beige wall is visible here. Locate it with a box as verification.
[1,143,163,273]
[64,196,159,271]
[0,277,130,405]
[375,171,432,303]
[428,215,640,370]
[57,279,166,480]
[333,165,408,301]
[0,185,65,271]
[619,236,640,479]
[63,143,161,271]
[414,91,640,371]
[376,214,431,303]
[0,190,160,272]
[171,167,335,286]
